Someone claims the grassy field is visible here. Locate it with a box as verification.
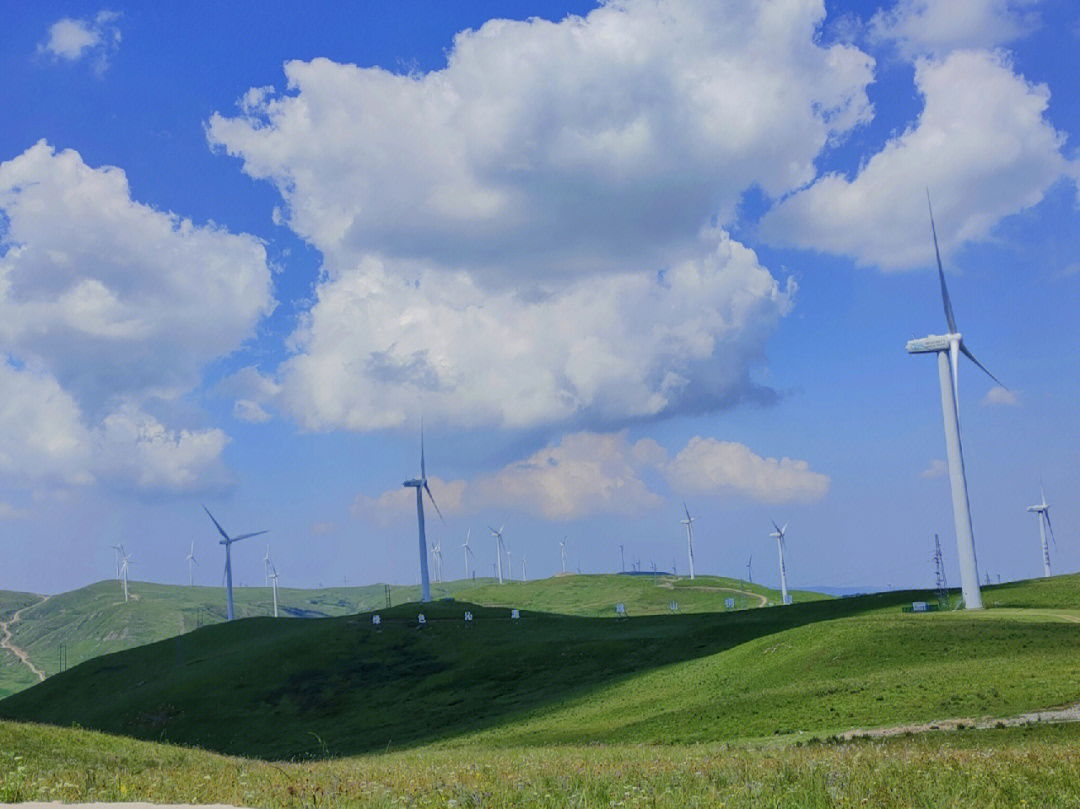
[4,577,1080,762]
[3,717,1080,807]
[0,572,799,696]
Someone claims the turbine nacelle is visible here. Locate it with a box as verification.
[907,333,958,354]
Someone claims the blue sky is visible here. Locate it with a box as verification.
[2,0,1078,596]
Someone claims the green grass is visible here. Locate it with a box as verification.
[4,718,1080,807]
[0,572,799,696]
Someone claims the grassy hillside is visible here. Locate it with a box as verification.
[5,577,1079,761]
[0,572,799,695]
[4,717,1080,807]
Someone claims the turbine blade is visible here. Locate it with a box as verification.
[420,417,426,481]
[424,481,445,524]
[927,191,958,334]
[231,530,268,542]
[959,343,1005,389]
[1045,511,1057,548]
[771,519,782,534]
[202,505,230,541]
[782,523,788,535]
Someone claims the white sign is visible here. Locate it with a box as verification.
[724,598,735,609]
[615,602,625,615]
[912,601,929,612]
[372,614,381,625]
[464,611,473,621]
[511,608,520,619]
[418,613,426,624]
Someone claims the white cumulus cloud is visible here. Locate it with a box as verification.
[353,430,828,524]
[920,458,948,479]
[0,142,274,490]
[38,10,121,74]
[760,49,1074,270]
[207,0,875,431]
[981,385,1020,406]
[870,0,1041,58]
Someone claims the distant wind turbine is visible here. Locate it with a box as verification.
[1027,486,1057,578]
[681,502,696,580]
[507,549,513,581]
[431,539,443,583]
[263,546,272,588]
[746,555,753,585]
[489,525,506,584]
[203,505,267,621]
[769,520,790,605]
[111,543,124,579]
[522,554,527,581]
[462,529,475,579]
[268,561,280,618]
[186,541,198,586]
[559,536,567,574]
[119,548,131,602]
[906,193,1005,610]
[403,422,444,603]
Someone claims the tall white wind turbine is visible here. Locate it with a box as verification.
[431,539,443,583]
[907,195,1005,610]
[769,521,790,605]
[489,525,506,584]
[1027,486,1056,578]
[559,536,567,574]
[403,424,444,603]
[186,541,199,586]
[203,505,267,621]
[681,502,696,580]
[462,529,475,579]
[111,543,124,579]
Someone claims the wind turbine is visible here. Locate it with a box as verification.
[431,539,443,583]
[507,549,513,580]
[203,505,266,621]
[681,502,696,580]
[522,554,527,581]
[746,555,753,584]
[119,549,131,602]
[403,424,444,603]
[462,529,475,579]
[268,562,280,618]
[769,521,790,605]
[559,536,567,574]
[185,541,198,586]
[489,525,505,584]
[907,194,1005,610]
[263,546,272,588]
[1027,486,1056,578]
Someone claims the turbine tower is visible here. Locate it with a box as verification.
[111,543,123,579]
[522,554,527,581]
[263,546,272,587]
[203,505,266,621]
[1027,487,1056,578]
[403,424,444,603]
[489,525,506,584]
[462,529,475,579]
[559,537,567,574]
[185,541,198,586]
[906,195,1004,610]
[268,562,280,618]
[681,502,696,580]
[770,520,790,605]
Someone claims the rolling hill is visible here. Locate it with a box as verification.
[0,572,805,696]
[4,576,1078,761]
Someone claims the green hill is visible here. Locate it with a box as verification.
[0,572,802,696]
[4,576,1078,761]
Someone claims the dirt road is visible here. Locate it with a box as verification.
[0,596,48,681]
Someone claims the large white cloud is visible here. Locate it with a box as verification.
[208,0,875,431]
[208,0,873,277]
[870,0,1041,57]
[760,49,1074,270]
[0,142,273,490]
[353,430,828,523]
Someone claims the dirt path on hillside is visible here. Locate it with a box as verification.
[839,702,1080,741]
[659,581,768,607]
[0,595,49,681]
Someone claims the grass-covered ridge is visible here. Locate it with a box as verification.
[0,572,800,696]
[4,576,1080,760]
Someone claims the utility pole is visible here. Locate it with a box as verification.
[933,534,949,608]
